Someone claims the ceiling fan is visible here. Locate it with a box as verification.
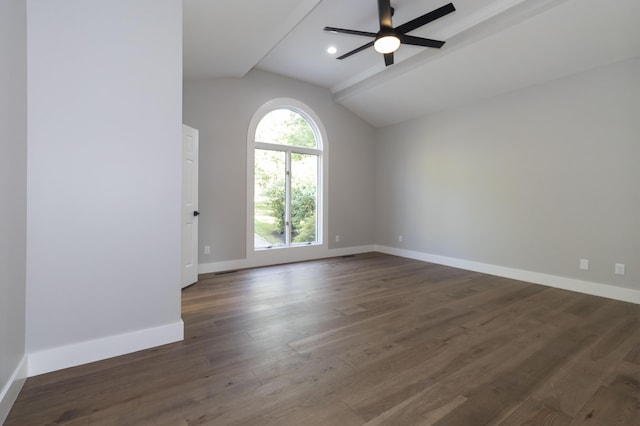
[324,0,456,66]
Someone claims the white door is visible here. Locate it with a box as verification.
[181,125,199,288]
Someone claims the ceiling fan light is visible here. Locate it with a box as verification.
[374,34,400,54]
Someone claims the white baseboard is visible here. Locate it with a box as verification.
[0,355,27,424]
[375,245,640,305]
[198,245,376,275]
[28,320,184,377]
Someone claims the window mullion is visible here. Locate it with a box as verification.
[285,151,292,246]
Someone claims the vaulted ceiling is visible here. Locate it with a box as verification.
[183,0,640,127]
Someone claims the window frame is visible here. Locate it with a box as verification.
[247,98,328,261]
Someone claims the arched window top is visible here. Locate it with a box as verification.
[249,98,326,152]
[255,109,317,148]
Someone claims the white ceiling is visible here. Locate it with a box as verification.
[183,0,640,127]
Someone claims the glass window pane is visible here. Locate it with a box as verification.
[254,149,286,248]
[255,109,317,148]
[291,153,318,244]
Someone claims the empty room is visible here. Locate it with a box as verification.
[1,0,638,424]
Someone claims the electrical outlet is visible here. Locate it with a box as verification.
[615,263,626,275]
[398,235,403,243]
[335,235,340,243]
[579,259,589,270]
[204,245,210,255]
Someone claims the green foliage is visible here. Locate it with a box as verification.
[282,115,316,148]
[263,180,316,242]
[291,183,316,241]
[256,109,316,148]
[293,213,316,243]
[254,201,284,245]
[264,180,285,232]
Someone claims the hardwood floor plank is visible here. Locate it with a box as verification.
[432,299,636,425]
[364,383,467,425]
[87,369,261,425]
[6,253,639,425]
[496,398,572,426]
[624,342,640,365]
[533,312,638,417]
[569,379,640,425]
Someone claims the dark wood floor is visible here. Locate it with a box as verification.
[7,253,639,425]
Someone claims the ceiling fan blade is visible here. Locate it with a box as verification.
[324,27,377,38]
[396,3,456,34]
[399,34,445,49]
[384,52,394,66]
[377,0,393,29]
[337,41,375,60]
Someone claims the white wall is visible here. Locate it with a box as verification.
[376,58,640,298]
[184,70,376,268]
[0,0,28,421]
[26,0,184,375]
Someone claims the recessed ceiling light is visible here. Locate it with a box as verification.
[327,46,337,55]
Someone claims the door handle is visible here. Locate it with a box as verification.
[193,211,200,217]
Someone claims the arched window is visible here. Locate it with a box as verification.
[248,99,325,252]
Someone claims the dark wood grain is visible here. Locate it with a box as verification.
[6,253,639,425]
